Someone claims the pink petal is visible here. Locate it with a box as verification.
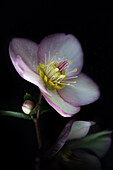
[9,38,39,72]
[58,73,100,106]
[41,89,80,117]
[38,34,83,76]
[10,55,51,96]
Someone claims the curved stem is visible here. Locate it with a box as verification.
[34,118,42,149]
[34,93,42,149]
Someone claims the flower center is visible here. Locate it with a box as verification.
[37,52,78,90]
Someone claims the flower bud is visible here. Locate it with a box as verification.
[22,100,35,114]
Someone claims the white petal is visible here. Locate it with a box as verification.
[67,121,92,140]
[38,34,83,76]
[58,73,100,106]
[11,55,51,96]
[9,38,39,72]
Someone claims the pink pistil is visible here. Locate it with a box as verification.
[57,61,68,73]
[60,63,68,71]
[56,62,63,68]
[59,61,67,68]
[61,67,68,74]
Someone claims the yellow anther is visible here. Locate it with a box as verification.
[48,80,55,86]
[68,60,72,64]
[73,81,76,83]
[37,66,40,73]
[54,83,62,89]
[44,75,48,82]
[45,53,47,57]
[40,63,44,68]
[74,68,77,72]
[40,70,44,78]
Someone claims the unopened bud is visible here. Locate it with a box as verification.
[22,100,35,114]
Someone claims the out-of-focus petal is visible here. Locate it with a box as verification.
[67,131,112,158]
[41,89,80,117]
[10,55,51,96]
[58,73,100,106]
[78,131,112,158]
[45,120,74,158]
[9,38,39,72]
[38,34,83,76]
[60,149,101,170]
[67,121,93,141]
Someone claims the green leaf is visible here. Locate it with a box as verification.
[24,93,35,102]
[0,110,34,120]
[66,131,112,158]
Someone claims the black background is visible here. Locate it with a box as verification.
[0,2,113,170]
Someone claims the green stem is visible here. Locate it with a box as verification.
[34,93,42,149]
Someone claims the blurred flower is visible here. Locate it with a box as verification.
[22,100,35,114]
[9,34,100,117]
[43,120,112,170]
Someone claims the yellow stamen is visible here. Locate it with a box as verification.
[52,53,59,59]
[48,50,51,61]
[37,52,78,90]
[45,53,47,64]
[44,75,48,82]
[50,73,59,81]
[40,70,44,78]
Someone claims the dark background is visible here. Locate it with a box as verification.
[0,2,113,170]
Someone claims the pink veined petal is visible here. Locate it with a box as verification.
[41,89,80,117]
[9,38,51,96]
[57,73,100,107]
[9,38,39,73]
[38,33,83,77]
[10,55,51,96]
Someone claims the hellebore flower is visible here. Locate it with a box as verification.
[42,120,111,170]
[9,34,100,117]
